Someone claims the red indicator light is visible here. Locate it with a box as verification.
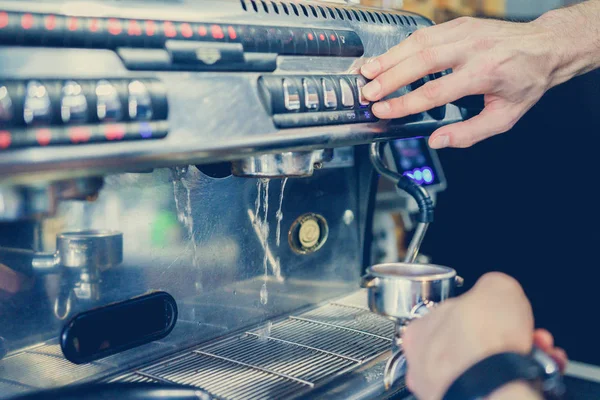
[198,25,207,37]
[36,129,52,147]
[108,18,122,35]
[89,18,99,33]
[0,12,8,29]
[211,25,224,40]
[105,124,125,141]
[69,127,91,144]
[44,15,56,31]
[181,23,193,38]
[307,32,314,41]
[319,33,325,41]
[67,17,78,32]
[330,34,336,42]
[227,26,237,40]
[145,20,155,36]
[164,21,177,38]
[127,19,142,36]
[0,131,11,149]
[21,13,34,30]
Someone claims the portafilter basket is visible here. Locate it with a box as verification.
[361,263,462,322]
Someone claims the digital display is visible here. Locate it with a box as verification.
[391,137,441,187]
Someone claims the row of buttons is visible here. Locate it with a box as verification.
[0,11,364,58]
[0,79,168,128]
[259,75,377,128]
[0,121,168,151]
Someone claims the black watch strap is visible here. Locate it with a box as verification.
[443,352,544,400]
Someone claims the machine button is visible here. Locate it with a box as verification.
[321,78,338,109]
[267,27,284,54]
[291,28,308,55]
[283,79,300,111]
[61,81,88,124]
[339,78,355,108]
[247,26,269,52]
[0,85,14,124]
[165,40,244,65]
[325,30,342,56]
[128,80,153,121]
[280,28,296,55]
[23,81,52,126]
[337,30,364,57]
[303,79,320,110]
[96,80,123,122]
[313,29,330,56]
[0,130,11,150]
[304,29,319,55]
[356,77,370,107]
[40,14,67,46]
[66,125,93,144]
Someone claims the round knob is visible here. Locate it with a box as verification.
[57,230,123,272]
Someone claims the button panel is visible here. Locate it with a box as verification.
[259,75,377,129]
[0,78,169,151]
[0,10,364,58]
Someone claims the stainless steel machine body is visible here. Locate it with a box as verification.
[0,1,470,398]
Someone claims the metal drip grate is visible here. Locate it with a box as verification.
[299,303,395,338]
[106,291,394,399]
[0,352,109,388]
[143,353,305,399]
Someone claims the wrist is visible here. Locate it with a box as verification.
[487,381,543,400]
[534,5,600,88]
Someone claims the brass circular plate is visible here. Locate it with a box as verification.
[288,213,329,255]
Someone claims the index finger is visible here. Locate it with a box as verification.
[361,17,471,79]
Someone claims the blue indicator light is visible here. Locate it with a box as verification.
[413,169,423,183]
[422,167,434,184]
[140,122,152,139]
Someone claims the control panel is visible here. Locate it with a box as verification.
[0,0,472,184]
[259,75,377,128]
[391,137,445,189]
[0,10,364,72]
[0,79,168,150]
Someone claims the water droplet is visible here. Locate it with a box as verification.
[260,282,268,305]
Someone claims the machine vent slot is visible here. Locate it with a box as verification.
[239,0,417,27]
[290,2,300,16]
[280,2,289,14]
[299,3,309,17]
[260,0,269,13]
[318,5,329,18]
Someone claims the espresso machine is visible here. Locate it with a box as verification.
[0,1,474,398]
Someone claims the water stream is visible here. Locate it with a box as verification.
[275,178,288,248]
[172,166,199,267]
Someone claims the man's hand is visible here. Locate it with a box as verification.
[402,272,539,400]
[360,2,600,149]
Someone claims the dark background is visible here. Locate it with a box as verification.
[421,69,600,366]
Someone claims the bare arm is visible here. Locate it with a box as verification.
[360,1,600,149]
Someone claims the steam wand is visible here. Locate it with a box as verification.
[369,142,435,263]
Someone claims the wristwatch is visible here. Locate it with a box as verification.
[442,349,566,400]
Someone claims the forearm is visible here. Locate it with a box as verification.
[488,382,543,400]
[535,0,600,87]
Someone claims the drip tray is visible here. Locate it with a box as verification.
[108,291,399,399]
